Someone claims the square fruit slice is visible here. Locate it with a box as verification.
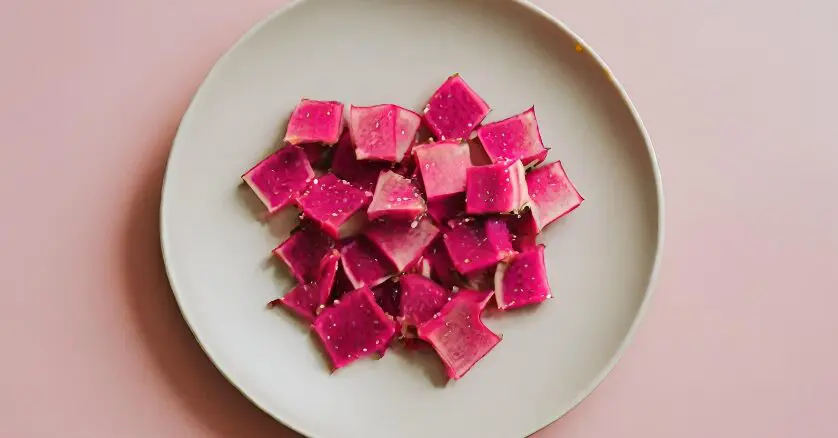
[494,245,552,310]
[476,107,547,166]
[365,217,440,272]
[443,218,515,274]
[284,99,344,145]
[295,173,372,238]
[350,104,399,161]
[242,145,314,214]
[465,160,529,214]
[415,140,471,201]
[272,222,336,283]
[367,170,426,221]
[274,250,340,322]
[422,74,490,141]
[525,160,584,231]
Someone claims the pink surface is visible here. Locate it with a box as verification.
[1,0,837,437]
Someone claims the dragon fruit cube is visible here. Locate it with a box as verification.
[295,173,372,238]
[494,245,552,310]
[242,145,314,214]
[395,107,422,162]
[350,104,399,162]
[423,74,490,141]
[526,161,584,231]
[465,159,529,214]
[284,99,344,146]
[275,250,340,322]
[443,218,515,275]
[272,221,336,283]
[476,107,547,166]
[367,170,426,221]
[502,209,540,252]
[364,217,440,272]
[415,140,472,201]
[331,129,388,192]
[423,239,460,288]
[399,274,452,328]
[417,289,500,380]
[313,286,399,370]
[372,279,402,318]
[339,238,396,289]
[426,193,465,224]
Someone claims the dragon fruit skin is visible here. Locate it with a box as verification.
[415,141,472,201]
[465,159,529,215]
[242,145,315,214]
[331,129,388,192]
[443,218,515,275]
[422,74,490,141]
[276,250,340,322]
[399,274,452,328]
[525,160,584,232]
[371,278,402,317]
[495,245,552,310]
[295,173,372,238]
[417,289,500,380]
[272,222,336,283]
[364,217,440,272]
[367,170,426,221]
[339,238,396,289]
[476,106,547,166]
[395,107,422,162]
[313,286,399,370]
[284,99,344,146]
[350,104,400,162]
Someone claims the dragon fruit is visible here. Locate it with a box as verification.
[503,209,539,252]
[295,173,372,238]
[525,161,584,231]
[274,250,340,322]
[427,193,465,224]
[463,267,495,291]
[422,74,490,141]
[339,238,395,289]
[364,217,440,272]
[417,289,500,380]
[465,159,529,215]
[331,129,388,192]
[395,107,422,162]
[414,140,471,201]
[350,104,399,162]
[371,278,402,317]
[494,245,552,310]
[399,274,452,328]
[367,170,426,221]
[443,217,515,275]
[284,99,344,146]
[272,221,336,283]
[242,145,314,214]
[423,239,460,288]
[408,255,433,278]
[313,286,398,370]
[476,107,547,166]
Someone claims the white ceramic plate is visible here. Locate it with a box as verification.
[161,0,663,437]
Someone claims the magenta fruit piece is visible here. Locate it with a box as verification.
[417,289,500,380]
[395,107,422,162]
[242,145,314,214]
[463,267,495,291]
[371,278,402,317]
[423,239,460,288]
[443,218,515,275]
[364,217,440,272]
[367,170,426,221]
[408,255,433,278]
[272,222,336,283]
[422,74,490,141]
[525,161,584,231]
[339,238,395,289]
[399,274,452,328]
[465,159,529,214]
[494,245,552,310]
[275,250,340,322]
[284,99,344,146]
[415,140,471,201]
[313,286,398,370]
[295,173,372,238]
[331,129,389,192]
[426,193,465,225]
[502,209,540,251]
[476,107,547,166]
[350,104,399,162]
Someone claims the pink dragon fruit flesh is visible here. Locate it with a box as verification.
[331,129,388,192]
[242,145,314,214]
[367,170,426,221]
[427,193,465,224]
[295,173,372,238]
[364,217,440,272]
[476,106,547,166]
[350,104,399,162]
[423,239,460,288]
[284,99,344,146]
[395,107,422,162]
[495,244,552,310]
[274,250,340,322]
[417,289,500,380]
[313,286,398,370]
[372,278,402,318]
[503,209,540,252]
[526,160,584,231]
[272,221,336,283]
[415,140,472,201]
[465,159,529,215]
[399,274,452,328]
[423,74,490,141]
[339,238,395,289]
[443,217,515,275]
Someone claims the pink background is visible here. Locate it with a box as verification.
[2,0,837,436]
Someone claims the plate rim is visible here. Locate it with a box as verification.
[159,0,665,436]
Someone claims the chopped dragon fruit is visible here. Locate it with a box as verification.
[476,107,547,166]
[371,278,402,317]
[339,238,395,289]
[399,274,452,328]
[295,173,372,238]
[242,145,314,214]
[414,140,471,201]
[284,99,344,145]
[423,239,460,288]
[367,170,426,221]
[423,74,490,141]
[395,107,422,162]
[443,217,515,275]
[494,245,552,310]
[331,129,389,192]
[364,217,440,272]
[525,160,584,231]
[274,250,340,322]
[465,159,529,214]
[350,104,399,162]
[272,221,336,283]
